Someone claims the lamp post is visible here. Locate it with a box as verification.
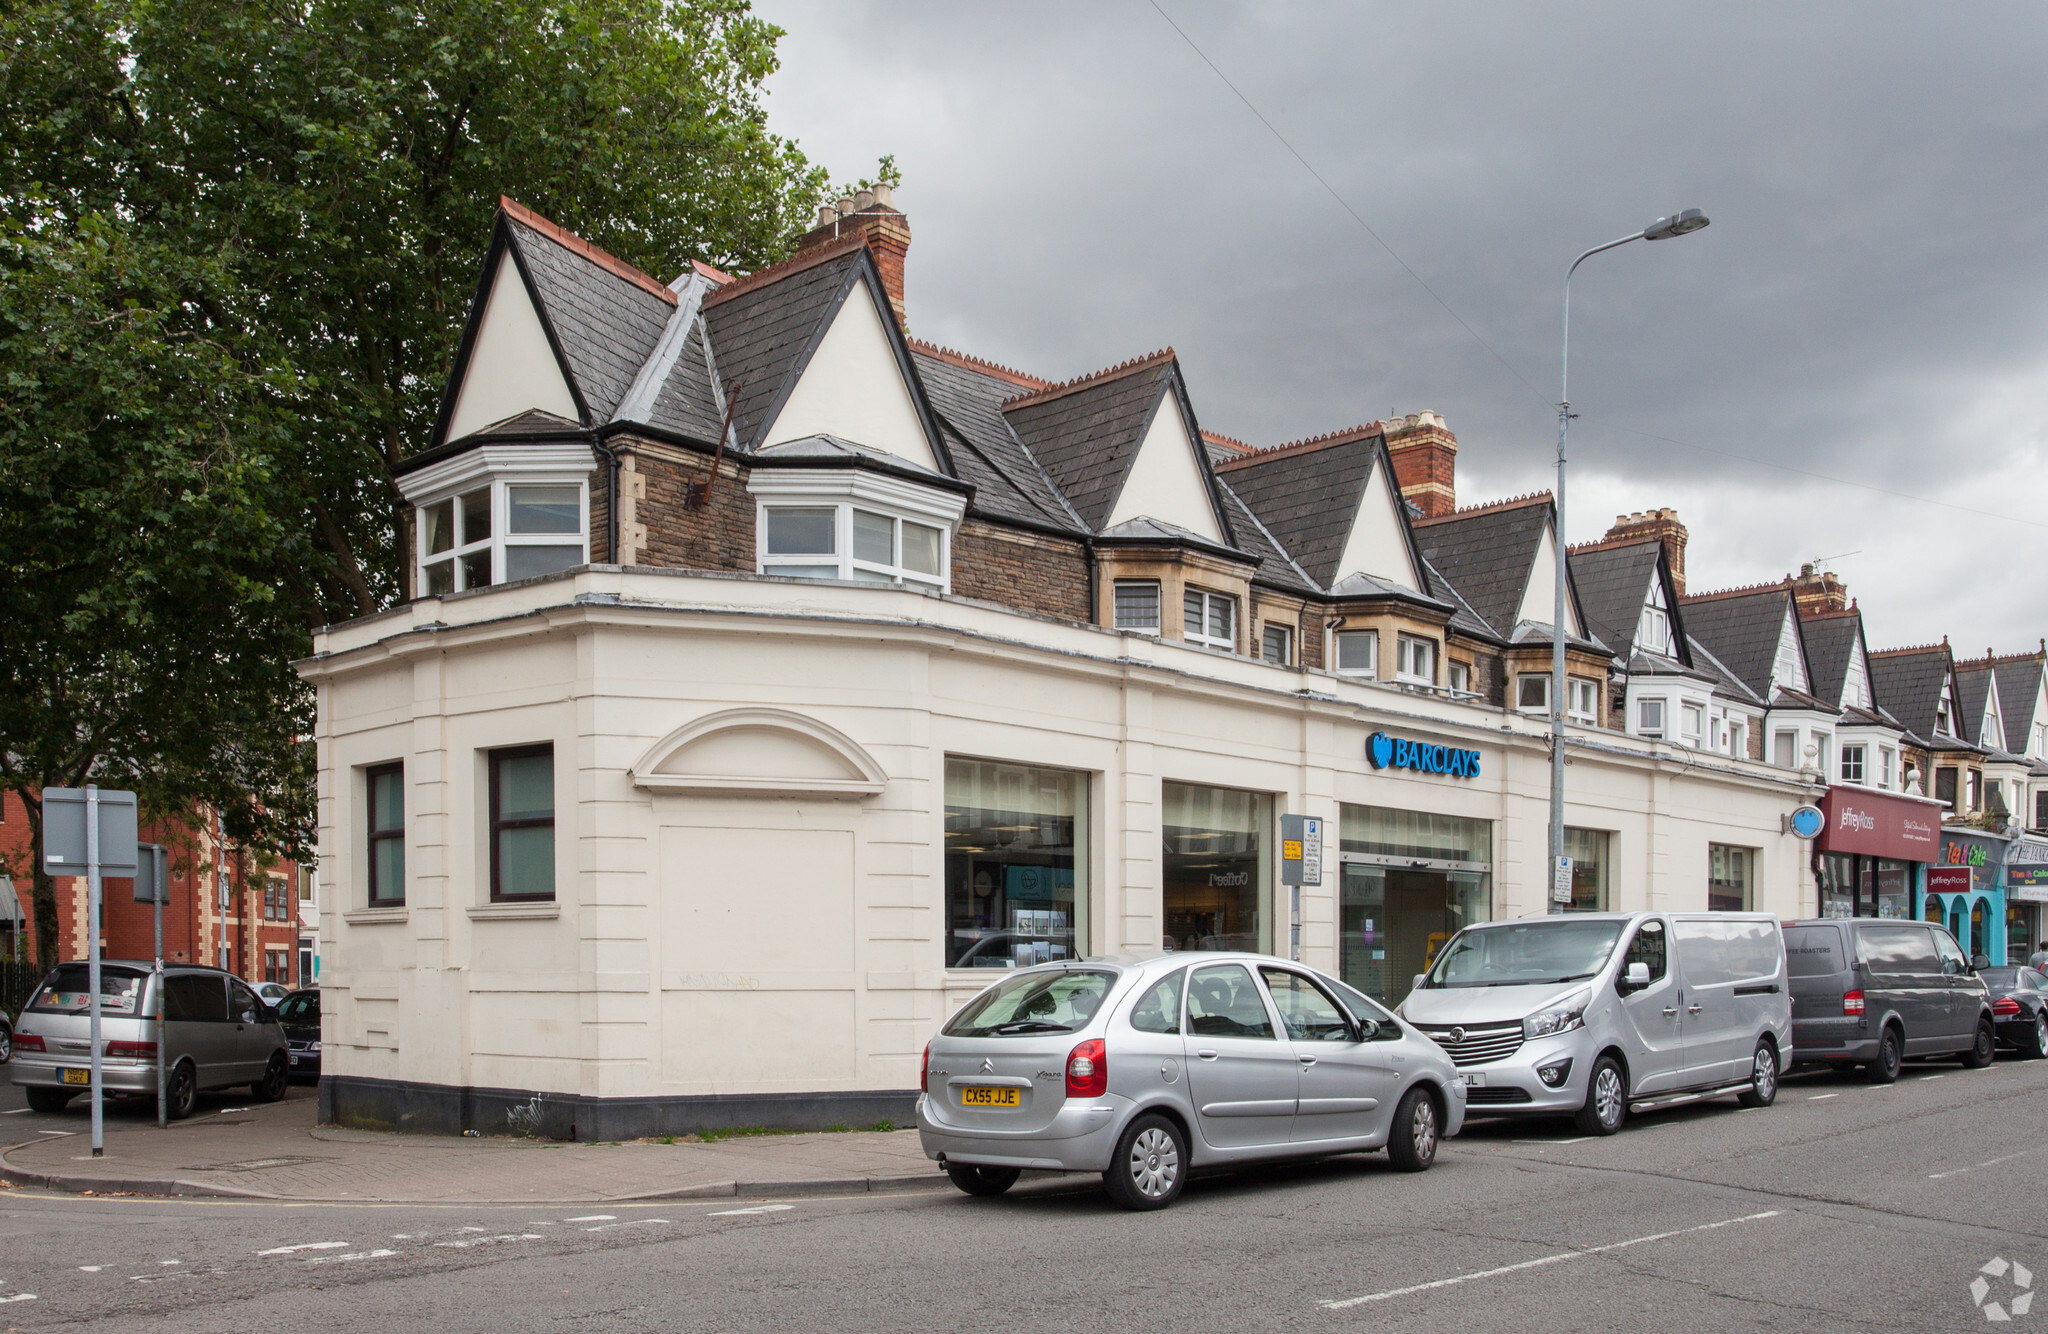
[1549,208,1710,914]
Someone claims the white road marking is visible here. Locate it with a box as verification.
[1930,1149,2035,1180]
[582,1219,669,1232]
[37,1130,75,1137]
[308,1249,396,1265]
[218,1107,248,1114]
[158,1260,181,1266]
[1319,1210,1783,1309]
[257,1242,350,1255]
[433,1234,543,1249]
[1512,1136,1592,1145]
[565,1215,615,1222]
[1808,1093,1838,1100]
[709,1204,796,1217]
[390,1234,411,1240]
[78,1266,102,1273]
[0,1294,34,1303]
[1,1108,32,1115]
[1920,1074,1945,1081]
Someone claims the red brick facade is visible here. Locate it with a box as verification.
[1384,412,1458,519]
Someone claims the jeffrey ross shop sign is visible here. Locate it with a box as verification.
[1366,731,1481,778]
[1818,786,1941,862]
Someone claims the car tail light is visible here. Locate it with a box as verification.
[1994,997,2023,1016]
[107,1040,157,1059]
[920,1042,930,1095]
[13,1033,43,1053]
[1843,990,1865,1017]
[1065,1039,1107,1098]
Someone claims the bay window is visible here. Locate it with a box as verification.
[1637,697,1665,739]
[1334,629,1378,676]
[1114,580,1162,633]
[1182,587,1236,651]
[759,505,946,588]
[1395,635,1436,685]
[1840,744,1866,785]
[1569,677,1600,726]
[1681,702,1705,747]
[418,480,589,595]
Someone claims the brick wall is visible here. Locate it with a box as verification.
[617,441,756,573]
[952,521,1091,622]
[1298,605,1325,670]
[1384,413,1458,519]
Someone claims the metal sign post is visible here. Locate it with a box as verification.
[42,787,137,1160]
[1280,815,1324,963]
[136,845,168,1128]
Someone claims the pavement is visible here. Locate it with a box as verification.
[0,1084,944,1203]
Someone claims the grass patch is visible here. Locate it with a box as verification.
[865,1118,896,1133]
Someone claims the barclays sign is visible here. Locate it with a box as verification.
[1367,731,1481,779]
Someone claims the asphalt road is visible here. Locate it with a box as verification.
[0,1058,2044,1332]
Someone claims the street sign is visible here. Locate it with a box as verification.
[41,787,138,877]
[1552,856,1575,904]
[1280,815,1324,887]
[133,842,170,904]
[1787,805,1824,840]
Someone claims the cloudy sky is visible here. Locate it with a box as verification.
[754,2,2048,657]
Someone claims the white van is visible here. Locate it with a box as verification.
[1398,912,1792,1135]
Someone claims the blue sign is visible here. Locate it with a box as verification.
[1367,732,1480,779]
[1789,805,1824,840]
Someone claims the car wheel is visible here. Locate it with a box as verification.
[24,1087,73,1115]
[2027,1013,2048,1060]
[1961,1018,1996,1069]
[0,1021,12,1064]
[1866,1025,1902,1083]
[1102,1113,1186,1211]
[944,1163,1020,1197]
[1386,1086,1440,1172]
[1736,1040,1779,1108]
[250,1052,289,1103]
[1573,1055,1627,1136]
[162,1060,197,1121]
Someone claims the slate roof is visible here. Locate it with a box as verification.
[637,316,727,443]
[1678,587,1795,700]
[912,351,1085,532]
[1799,612,1863,711]
[1995,658,2044,750]
[701,244,866,451]
[1952,662,1996,750]
[1567,540,1662,663]
[1687,636,1767,707]
[1215,483,1321,596]
[1868,646,1955,742]
[1412,499,1556,641]
[1212,433,1379,588]
[1002,357,1180,532]
[505,218,675,423]
[1421,557,1502,642]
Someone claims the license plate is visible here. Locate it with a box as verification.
[959,1086,1020,1107]
[60,1068,90,1085]
[1462,1071,1486,1088]
[288,1054,300,1066]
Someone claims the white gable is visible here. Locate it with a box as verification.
[1842,636,1872,710]
[1637,570,1674,656]
[1984,675,2007,750]
[1329,460,1420,590]
[2031,673,2048,760]
[1517,526,1584,636]
[1771,603,1809,694]
[762,281,938,471]
[1103,393,1224,543]
[446,254,580,442]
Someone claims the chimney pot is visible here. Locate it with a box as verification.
[816,206,836,228]
[835,195,855,216]
[870,182,894,208]
[854,188,876,211]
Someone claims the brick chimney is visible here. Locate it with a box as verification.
[1604,508,1689,594]
[789,183,910,328]
[1789,563,1851,614]
[1384,411,1457,519]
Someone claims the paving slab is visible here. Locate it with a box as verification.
[0,1092,945,1203]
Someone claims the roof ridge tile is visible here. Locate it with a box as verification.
[1412,490,1553,525]
[1201,429,1256,456]
[1565,535,1660,555]
[907,338,1049,389]
[499,196,677,307]
[999,348,1176,410]
[1871,642,1949,658]
[1214,424,1382,471]
[1680,578,1793,604]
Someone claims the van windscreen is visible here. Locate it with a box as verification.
[1782,927,1844,976]
[1422,920,1624,989]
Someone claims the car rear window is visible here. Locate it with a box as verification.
[945,969,1117,1037]
[1980,967,2022,992]
[1783,926,1845,977]
[28,964,145,1015]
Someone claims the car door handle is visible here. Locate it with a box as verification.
[1687,1005,1703,1016]
[1663,1007,1678,1018]
[1297,1055,1317,1066]
[1196,1050,1219,1061]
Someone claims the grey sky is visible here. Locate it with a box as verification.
[754,1,2048,657]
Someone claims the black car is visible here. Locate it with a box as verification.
[275,988,321,1080]
[1981,967,2048,1058]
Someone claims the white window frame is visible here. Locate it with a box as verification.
[1637,696,1666,739]
[1880,746,1896,789]
[1729,718,1748,758]
[748,467,965,594]
[1261,622,1292,666]
[414,479,591,594]
[1637,579,1673,656]
[1681,701,1705,748]
[1395,635,1436,686]
[398,443,599,597]
[1517,673,1550,714]
[1568,677,1599,727]
[1773,730,1796,768]
[1114,580,1162,634]
[1447,661,1472,697]
[1840,743,1866,785]
[1182,586,1237,652]
[1334,629,1378,677]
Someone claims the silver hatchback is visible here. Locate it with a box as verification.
[916,952,1465,1209]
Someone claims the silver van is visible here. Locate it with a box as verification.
[11,961,291,1119]
[1399,912,1792,1135]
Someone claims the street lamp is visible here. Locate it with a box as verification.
[1548,208,1710,914]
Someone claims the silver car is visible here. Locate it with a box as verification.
[916,952,1466,1210]
[12,961,292,1119]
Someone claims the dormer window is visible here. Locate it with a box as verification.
[418,480,589,595]
[1637,579,1673,656]
[1395,635,1436,686]
[750,467,965,594]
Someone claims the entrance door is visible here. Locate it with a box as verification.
[1182,963,1298,1149]
[1385,871,1450,1005]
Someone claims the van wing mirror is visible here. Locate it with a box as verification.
[1625,961,1651,987]
[1412,973,1428,995]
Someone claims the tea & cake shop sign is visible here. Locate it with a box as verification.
[1366,731,1481,779]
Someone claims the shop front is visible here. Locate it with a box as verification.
[1337,805,1491,1006]
[1815,785,1940,920]
[1931,829,2013,965]
[2007,838,2048,964]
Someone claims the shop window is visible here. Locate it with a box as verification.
[1182,587,1236,652]
[1334,630,1378,676]
[1163,782,1269,955]
[1448,661,1473,697]
[1337,806,1491,1006]
[944,758,1087,969]
[1936,767,1958,809]
[366,761,405,906]
[1113,580,1161,633]
[1708,844,1754,912]
[1261,623,1292,666]
[1637,697,1665,739]
[1516,674,1550,714]
[1562,828,1608,912]
[1840,745,1866,785]
[1681,702,1704,748]
[418,482,588,594]
[1395,635,1436,686]
[1569,678,1599,727]
[488,744,556,901]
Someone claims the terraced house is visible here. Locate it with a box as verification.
[302,192,1819,1138]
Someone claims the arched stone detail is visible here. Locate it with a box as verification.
[630,707,887,798]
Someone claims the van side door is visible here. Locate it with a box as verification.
[1858,924,1944,1054]
[165,973,233,1087]
[1671,919,1747,1087]
[1614,918,1685,1096]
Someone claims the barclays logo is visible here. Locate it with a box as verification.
[1367,731,1480,779]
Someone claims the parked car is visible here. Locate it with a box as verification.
[275,988,321,1079]
[253,981,291,1007]
[1783,918,1995,1081]
[11,962,291,1118]
[917,953,1464,1210]
[1978,966,2048,1058]
[1400,912,1792,1136]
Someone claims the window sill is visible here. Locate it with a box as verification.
[467,900,560,920]
[343,906,408,926]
